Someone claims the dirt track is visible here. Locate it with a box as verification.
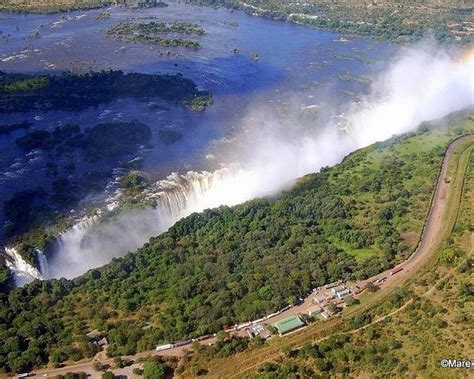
[26,135,474,379]
[357,134,474,288]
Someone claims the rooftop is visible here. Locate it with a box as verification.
[274,315,305,334]
[308,306,323,316]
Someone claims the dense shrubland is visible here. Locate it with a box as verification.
[107,21,205,36]
[0,114,471,373]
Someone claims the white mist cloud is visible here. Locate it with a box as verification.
[44,42,473,281]
[349,45,473,146]
[47,209,173,278]
[208,44,473,204]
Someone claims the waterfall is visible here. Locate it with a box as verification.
[40,154,340,281]
[3,247,46,287]
[6,45,474,285]
[46,167,260,280]
[149,168,246,217]
[37,250,49,278]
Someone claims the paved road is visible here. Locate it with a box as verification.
[26,135,473,379]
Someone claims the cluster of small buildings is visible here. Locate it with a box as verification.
[155,281,364,350]
[254,283,356,337]
[312,283,351,303]
[332,286,351,300]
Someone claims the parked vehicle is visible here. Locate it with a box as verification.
[155,343,174,351]
[390,267,404,276]
[174,339,193,347]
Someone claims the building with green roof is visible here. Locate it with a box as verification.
[273,315,305,335]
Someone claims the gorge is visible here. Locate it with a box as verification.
[5,44,473,285]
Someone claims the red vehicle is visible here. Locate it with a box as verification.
[390,267,404,276]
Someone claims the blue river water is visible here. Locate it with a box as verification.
[0,1,396,240]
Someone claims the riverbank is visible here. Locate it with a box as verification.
[187,0,472,44]
[1,0,472,44]
[0,0,166,14]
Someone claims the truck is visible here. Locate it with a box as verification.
[197,334,213,341]
[390,267,404,276]
[174,339,194,347]
[155,343,174,351]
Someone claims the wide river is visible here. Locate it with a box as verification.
[0,1,394,243]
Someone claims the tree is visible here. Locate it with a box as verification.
[434,317,448,329]
[459,281,474,297]
[350,313,372,329]
[92,361,103,371]
[326,303,339,314]
[113,357,124,369]
[439,246,457,265]
[249,336,265,349]
[133,367,144,375]
[143,360,165,379]
[345,296,360,306]
[189,363,207,376]
[267,325,278,335]
[101,372,114,379]
[282,345,293,358]
[366,282,378,292]
[314,357,330,372]
[216,330,229,342]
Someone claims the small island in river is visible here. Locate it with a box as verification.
[0,70,213,113]
[106,21,205,49]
